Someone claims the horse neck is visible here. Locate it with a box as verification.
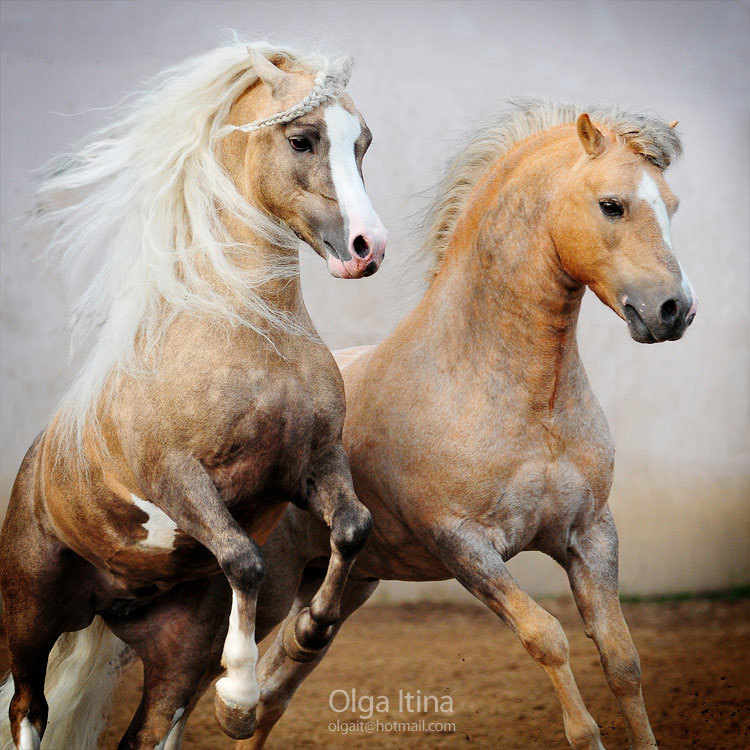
[421,133,586,411]
[216,122,307,329]
[219,212,308,326]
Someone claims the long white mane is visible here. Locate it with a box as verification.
[35,38,344,458]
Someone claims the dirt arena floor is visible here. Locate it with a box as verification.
[1,597,747,749]
[94,597,750,749]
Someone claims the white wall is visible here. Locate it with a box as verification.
[1,0,748,598]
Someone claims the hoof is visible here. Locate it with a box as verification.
[282,609,328,663]
[214,691,257,740]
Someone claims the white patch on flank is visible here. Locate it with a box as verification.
[216,592,260,710]
[155,707,186,750]
[130,494,178,549]
[324,105,380,236]
[637,170,672,250]
[18,717,40,750]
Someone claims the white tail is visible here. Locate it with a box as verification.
[0,617,131,749]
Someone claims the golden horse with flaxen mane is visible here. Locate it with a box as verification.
[224,101,694,750]
[0,38,388,750]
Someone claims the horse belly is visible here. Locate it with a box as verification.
[353,537,451,581]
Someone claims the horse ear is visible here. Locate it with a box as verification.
[327,56,353,88]
[576,113,606,158]
[248,47,292,97]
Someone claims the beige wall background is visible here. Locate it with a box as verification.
[1,0,748,601]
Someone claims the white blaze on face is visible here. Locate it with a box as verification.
[637,170,673,250]
[216,592,260,709]
[323,105,381,247]
[637,170,697,313]
[130,493,178,549]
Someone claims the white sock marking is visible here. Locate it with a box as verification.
[18,718,40,750]
[130,494,178,549]
[216,592,259,709]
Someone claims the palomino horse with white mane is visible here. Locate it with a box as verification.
[0,41,387,750]
[168,102,690,749]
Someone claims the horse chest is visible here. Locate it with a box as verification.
[50,360,345,591]
[205,389,340,504]
[485,433,614,556]
[200,373,344,505]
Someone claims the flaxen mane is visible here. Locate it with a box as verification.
[33,38,348,459]
[419,99,683,283]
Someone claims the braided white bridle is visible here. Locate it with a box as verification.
[226,57,353,134]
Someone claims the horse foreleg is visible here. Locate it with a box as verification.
[239,570,379,750]
[428,519,605,750]
[282,445,372,661]
[139,454,266,740]
[564,508,658,749]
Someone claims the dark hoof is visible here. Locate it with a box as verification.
[213,691,257,740]
[282,609,327,663]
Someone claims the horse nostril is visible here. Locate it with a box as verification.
[659,298,680,326]
[352,235,370,258]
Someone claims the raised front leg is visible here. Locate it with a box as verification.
[140,453,266,740]
[427,519,605,750]
[281,445,372,662]
[565,508,658,749]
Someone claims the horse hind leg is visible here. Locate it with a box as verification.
[1,552,63,750]
[0,447,100,750]
[239,568,379,750]
[282,445,372,662]
[2,636,49,750]
[1,566,80,749]
[104,576,233,750]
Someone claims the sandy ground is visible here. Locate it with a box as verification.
[82,598,749,749]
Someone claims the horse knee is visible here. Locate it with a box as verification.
[603,651,642,697]
[331,501,372,559]
[522,612,570,668]
[220,545,265,591]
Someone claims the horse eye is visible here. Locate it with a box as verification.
[599,200,624,218]
[289,137,312,153]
